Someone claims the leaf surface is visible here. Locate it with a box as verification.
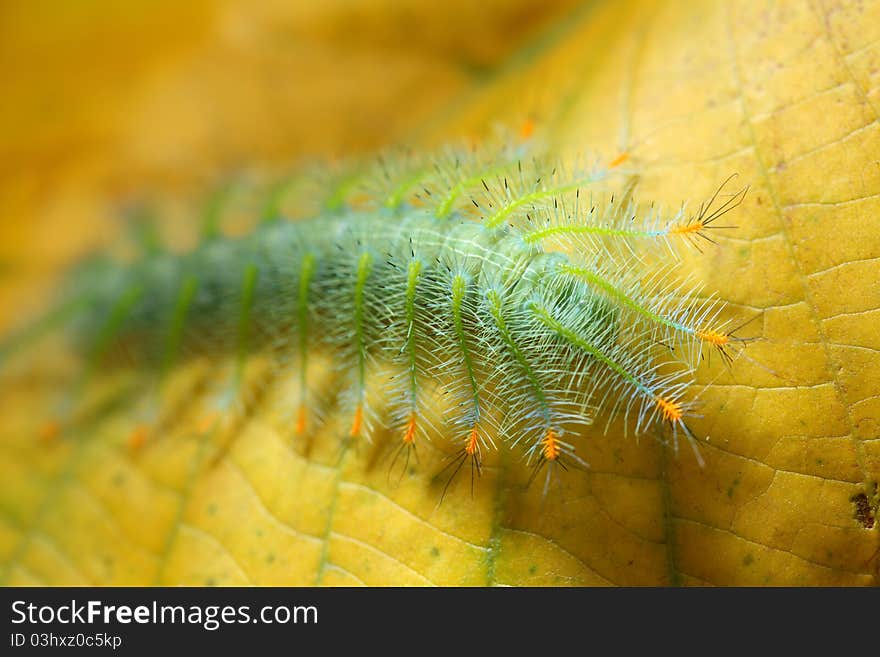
[0,0,877,586]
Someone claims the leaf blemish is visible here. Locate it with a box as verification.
[851,492,876,529]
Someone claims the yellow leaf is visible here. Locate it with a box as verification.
[0,0,878,586]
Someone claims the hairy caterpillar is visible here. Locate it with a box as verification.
[0,134,749,497]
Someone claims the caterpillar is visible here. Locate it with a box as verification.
[0,133,750,498]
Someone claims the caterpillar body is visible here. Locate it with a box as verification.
[2,138,749,494]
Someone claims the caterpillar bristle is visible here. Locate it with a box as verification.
[0,131,756,501]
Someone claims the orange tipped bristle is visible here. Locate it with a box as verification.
[695,328,729,346]
[519,118,535,140]
[128,424,149,450]
[608,152,629,168]
[541,428,561,461]
[465,425,480,456]
[294,405,307,435]
[349,403,363,438]
[39,420,61,443]
[403,413,417,445]
[656,396,683,423]
[669,221,704,235]
[197,412,217,434]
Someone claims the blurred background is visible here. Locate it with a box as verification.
[0,0,580,329]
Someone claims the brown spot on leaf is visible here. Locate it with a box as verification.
[851,492,876,529]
